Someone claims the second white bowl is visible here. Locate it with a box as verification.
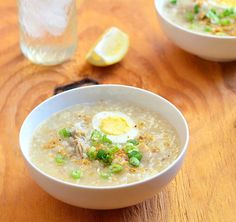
[155,0,236,62]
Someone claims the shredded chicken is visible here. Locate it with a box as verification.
[69,130,88,159]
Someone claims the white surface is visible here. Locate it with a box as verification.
[155,0,236,62]
[19,85,189,209]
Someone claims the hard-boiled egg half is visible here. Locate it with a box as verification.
[92,111,138,143]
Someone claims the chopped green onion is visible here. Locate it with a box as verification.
[204,26,212,32]
[128,150,143,161]
[188,23,197,30]
[127,139,139,146]
[96,149,112,165]
[124,143,138,153]
[58,128,71,138]
[55,154,66,165]
[71,169,81,179]
[102,155,112,165]
[170,0,177,4]
[90,130,112,145]
[220,19,231,26]
[90,130,103,143]
[108,145,119,155]
[206,9,220,24]
[87,146,97,160]
[185,12,195,22]
[97,149,107,159]
[210,8,217,14]
[102,135,112,144]
[129,157,140,167]
[222,8,235,18]
[99,171,111,179]
[109,164,123,173]
[229,11,236,18]
[194,4,199,14]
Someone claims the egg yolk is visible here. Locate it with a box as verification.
[216,0,236,6]
[100,116,131,135]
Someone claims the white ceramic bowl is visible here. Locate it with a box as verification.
[155,0,236,62]
[19,85,189,209]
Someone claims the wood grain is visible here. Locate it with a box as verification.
[0,0,236,221]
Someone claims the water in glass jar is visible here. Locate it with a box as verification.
[19,0,78,65]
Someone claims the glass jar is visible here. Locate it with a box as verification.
[18,0,78,65]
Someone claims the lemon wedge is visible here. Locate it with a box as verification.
[86,27,129,66]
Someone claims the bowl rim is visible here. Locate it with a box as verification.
[19,84,189,190]
[154,0,236,40]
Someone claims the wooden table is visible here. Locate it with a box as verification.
[1,0,236,221]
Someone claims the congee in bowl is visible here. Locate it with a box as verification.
[20,85,189,208]
[165,0,236,36]
[30,101,180,187]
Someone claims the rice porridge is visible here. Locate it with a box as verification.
[164,0,236,36]
[30,101,180,187]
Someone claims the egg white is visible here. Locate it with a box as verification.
[92,111,138,143]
